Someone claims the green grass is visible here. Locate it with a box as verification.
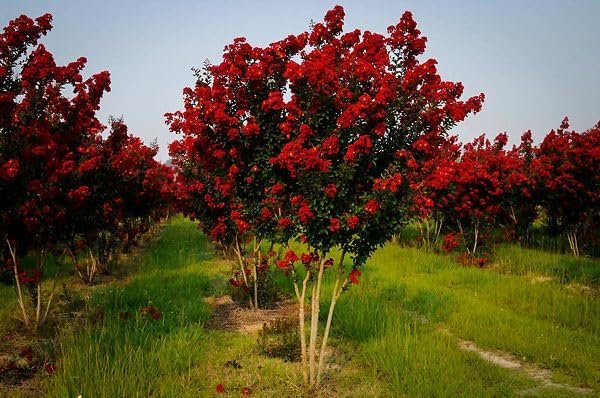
[1,216,598,397]
[0,286,16,337]
[494,244,600,285]
[43,217,384,397]
[326,245,599,395]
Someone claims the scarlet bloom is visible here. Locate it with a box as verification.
[321,136,339,155]
[67,185,91,204]
[277,217,292,229]
[151,310,162,320]
[229,277,244,288]
[349,269,361,284]
[235,219,250,234]
[260,207,273,220]
[442,232,460,253]
[284,249,299,263]
[291,195,304,206]
[44,363,56,375]
[301,252,319,264]
[78,156,102,173]
[216,383,225,393]
[298,205,314,223]
[271,183,285,195]
[141,305,162,320]
[0,159,20,179]
[344,135,373,162]
[18,269,42,285]
[261,90,285,112]
[329,218,341,232]
[228,164,240,176]
[364,199,380,214]
[346,215,360,229]
[324,183,337,198]
[276,259,290,269]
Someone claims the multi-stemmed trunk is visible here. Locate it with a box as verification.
[566,228,580,256]
[69,246,100,285]
[7,239,58,332]
[418,216,443,251]
[291,249,348,387]
[233,235,263,310]
[233,236,254,310]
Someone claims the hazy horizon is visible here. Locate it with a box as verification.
[2,0,599,161]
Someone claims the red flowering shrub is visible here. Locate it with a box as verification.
[169,5,483,386]
[68,118,174,283]
[457,251,490,267]
[442,233,460,253]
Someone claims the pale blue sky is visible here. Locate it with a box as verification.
[2,1,599,160]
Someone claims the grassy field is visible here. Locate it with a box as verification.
[1,216,598,397]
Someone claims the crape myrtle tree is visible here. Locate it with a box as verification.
[170,5,484,386]
[423,133,531,262]
[500,130,538,244]
[271,6,483,385]
[0,13,111,328]
[407,134,462,250]
[0,14,174,329]
[532,118,600,256]
[69,118,174,283]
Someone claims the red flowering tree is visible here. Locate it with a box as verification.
[169,6,484,386]
[0,13,111,328]
[67,118,174,283]
[421,134,532,262]
[531,118,600,255]
[408,134,462,250]
[0,14,174,328]
[497,130,537,244]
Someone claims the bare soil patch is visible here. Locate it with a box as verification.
[205,295,298,334]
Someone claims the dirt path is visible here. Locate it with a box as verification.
[439,328,593,395]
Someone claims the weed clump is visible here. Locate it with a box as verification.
[257,317,300,362]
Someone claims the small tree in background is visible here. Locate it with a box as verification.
[69,118,174,283]
[532,118,600,256]
[408,134,462,250]
[425,134,529,259]
[499,130,538,245]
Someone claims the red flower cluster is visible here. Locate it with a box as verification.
[364,199,380,215]
[329,218,341,232]
[141,305,162,320]
[442,233,460,253]
[349,269,361,284]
